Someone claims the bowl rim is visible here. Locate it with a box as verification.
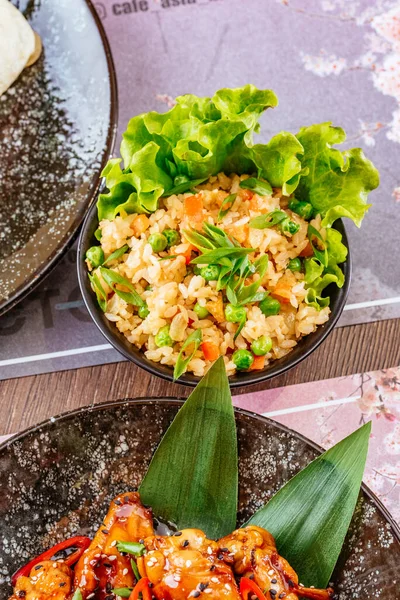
[77,200,351,388]
[1,396,399,543]
[0,0,118,317]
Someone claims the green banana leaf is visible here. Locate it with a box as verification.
[139,357,238,539]
[247,422,371,588]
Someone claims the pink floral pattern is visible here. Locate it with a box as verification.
[236,365,400,523]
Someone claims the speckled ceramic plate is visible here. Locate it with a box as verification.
[0,399,399,597]
[0,0,117,316]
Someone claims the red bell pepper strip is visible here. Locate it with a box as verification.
[240,577,267,600]
[11,535,91,586]
[129,577,152,600]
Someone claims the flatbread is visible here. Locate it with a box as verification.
[0,0,37,96]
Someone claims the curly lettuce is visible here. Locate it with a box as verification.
[97,85,379,309]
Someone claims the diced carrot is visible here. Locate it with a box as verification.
[239,189,253,201]
[184,195,203,217]
[201,341,220,361]
[299,242,314,258]
[131,214,150,236]
[250,355,265,370]
[181,244,197,265]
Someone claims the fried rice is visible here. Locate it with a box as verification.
[88,173,330,377]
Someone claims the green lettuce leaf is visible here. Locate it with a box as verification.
[97,86,307,219]
[295,123,379,227]
[305,227,348,309]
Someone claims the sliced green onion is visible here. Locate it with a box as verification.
[164,177,208,197]
[94,228,102,241]
[249,210,287,229]
[72,590,82,600]
[116,541,146,556]
[174,329,203,380]
[99,267,145,307]
[88,272,107,312]
[103,244,129,265]
[239,177,272,196]
[158,255,178,261]
[218,193,237,220]
[131,558,141,581]
[112,588,133,598]
[234,315,247,340]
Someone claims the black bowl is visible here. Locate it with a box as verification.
[78,201,351,387]
[0,398,398,598]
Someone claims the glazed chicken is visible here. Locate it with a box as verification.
[9,495,333,600]
[9,561,73,600]
[141,528,241,600]
[74,491,154,598]
[218,526,333,600]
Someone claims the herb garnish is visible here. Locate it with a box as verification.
[173,329,203,380]
[88,273,108,312]
[116,541,146,556]
[239,177,272,196]
[218,193,237,221]
[99,267,145,307]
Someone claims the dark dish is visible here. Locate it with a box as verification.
[0,399,399,598]
[78,206,350,387]
[0,0,118,316]
[78,86,376,385]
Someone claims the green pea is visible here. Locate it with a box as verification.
[148,233,168,253]
[288,199,313,220]
[163,229,180,248]
[281,218,300,236]
[259,296,281,316]
[251,335,273,356]
[86,246,105,268]
[225,304,246,323]
[288,257,302,272]
[201,265,220,282]
[232,349,254,370]
[194,303,209,319]
[138,304,150,319]
[155,325,173,347]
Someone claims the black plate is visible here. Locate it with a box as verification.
[78,201,351,387]
[0,399,398,597]
[0,0,118,316]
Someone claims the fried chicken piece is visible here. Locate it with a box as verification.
[218,526,333,600]
[9,561,72,600]
[74,491,154,598]
[141,528,241,600]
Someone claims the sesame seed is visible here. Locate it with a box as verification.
[174,531,183,536]
[199,583,209,591]
[182,540,190,548]
[87,595,95,599]
[186,560,192,567]
[34,565,42,571]
[271,579,277,584]
[174,575,181,582]
[52,563,58,568]
[111,540,117,547]
[207,547,212,555]
[59,582,66,588]
[123,568,129,575]
[193,592,201,598]
[279,595,285,599]
[269,591,277,598]
[102,529,109,535]
[114,499,122,505]
[108,555,117,561]
[268,569,274,576]
[225,584,231,590]
[211,577,219,583]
